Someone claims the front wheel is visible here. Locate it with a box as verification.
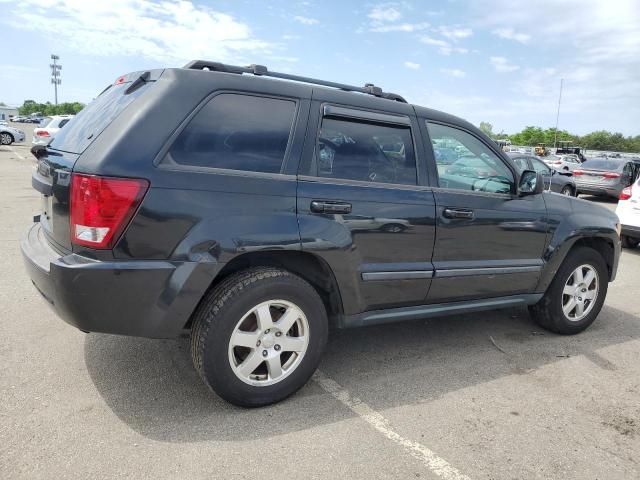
[191,268,328,407]
[529,247,608,334]
[560,185,574,196]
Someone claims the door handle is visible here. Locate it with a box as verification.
[443,207,474,220]
[310,200,352,214]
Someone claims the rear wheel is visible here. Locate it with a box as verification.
[191,267,328,407]
[560,185,573,196]
[621,235,640,249]
[0,132,14,145]
[529,247,608,334]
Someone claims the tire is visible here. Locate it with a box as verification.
[621,235,639,249]
[529,247,608,335]
[560,185,573,196]
[0,132,14,145]
[381,223,406,233]
[191,267,328,407]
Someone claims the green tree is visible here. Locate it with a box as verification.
[479,121,494,137]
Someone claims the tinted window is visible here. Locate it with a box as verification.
[50,81,148,153]
[427,122,513,194]
[58,119,70,128]
[530,157,551,174]
[316,117,416,185]
[167,94,295,174]
[583,159,624,171]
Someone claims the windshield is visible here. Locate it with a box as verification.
[49,81,148,153]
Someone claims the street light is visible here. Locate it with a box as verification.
[50,54,62,106]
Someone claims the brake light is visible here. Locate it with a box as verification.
[620,186,633,200]
[35,130,50,137]
[603,172,620,179]
[573,169,584,176]
[70,174,149,249]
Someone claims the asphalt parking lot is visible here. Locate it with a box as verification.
[1,133,639,479]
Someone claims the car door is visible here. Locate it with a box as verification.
[297,93,436,314]
[528,156,558,192]
[421,120,548,303]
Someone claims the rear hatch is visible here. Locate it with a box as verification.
[31,70,162,252]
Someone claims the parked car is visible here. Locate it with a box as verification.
[574,158,638,198]
[32,115,74,146]
[507,153,577,196]
[616,177,640,248]
[0,124,26,145]
[544,154,582,172]
[22,61,621,407]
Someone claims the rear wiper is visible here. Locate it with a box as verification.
[125,71,150,95]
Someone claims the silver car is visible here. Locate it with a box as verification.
[0,124,26,145]
[544,154,582,172]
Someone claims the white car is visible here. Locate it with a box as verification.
[0,124,26,145]
[32,115,74,146]
[616,177,640,248]
[544,154,582,172]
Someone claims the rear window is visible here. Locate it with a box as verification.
[165,93,296,174]
[49,82,148,153]
[40,117,53,127]
[582,159,624,171]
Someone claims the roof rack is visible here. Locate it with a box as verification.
[183,60,408,103]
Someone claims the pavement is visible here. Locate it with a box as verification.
[1,133,639,479]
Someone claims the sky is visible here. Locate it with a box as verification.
[1,0,639,135]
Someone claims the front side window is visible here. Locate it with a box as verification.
[427,122,514,194]
[316,117,417,185]
[511,156,528,171]
[167,94,296,174]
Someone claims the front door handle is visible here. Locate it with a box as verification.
[443,207,474,220]
[310,200,352,214]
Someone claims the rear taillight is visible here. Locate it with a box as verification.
[70,174,149,249]
[573,169,584,176]
[603,172,621,179]
[620,186,633,200]
[35,130,50,137]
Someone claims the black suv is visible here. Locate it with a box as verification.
[22,61,621,407]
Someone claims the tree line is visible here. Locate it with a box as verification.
[479,122,640,153]
[17,100,85,116]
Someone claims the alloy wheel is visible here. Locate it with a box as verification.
[228,300,309,386]
[562,264,599,321]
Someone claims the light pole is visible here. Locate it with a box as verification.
[50,54,62,106]
[553,78,563,149]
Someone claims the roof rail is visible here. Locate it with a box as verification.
[183,60,408,103]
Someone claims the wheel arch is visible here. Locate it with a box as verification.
[184,250,344,329]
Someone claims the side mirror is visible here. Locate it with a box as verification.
[518,170,544,196]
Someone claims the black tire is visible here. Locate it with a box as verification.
[560,185,573,196]
[0,132,14,145]
[381,223,406,233]
[621,235,639,249]
[529,247,608,335]
[191,267,328,407]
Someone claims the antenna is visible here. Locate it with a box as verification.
[553,78,563,149]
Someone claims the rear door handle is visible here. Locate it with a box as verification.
[310,200,352,214]
[443,207,474,220]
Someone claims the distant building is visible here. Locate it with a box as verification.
[0,106,18,121]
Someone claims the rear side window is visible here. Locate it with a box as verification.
[166,94,296,174]
[58,119,70,128]
[50,81,148,153]
[316,117,417,185]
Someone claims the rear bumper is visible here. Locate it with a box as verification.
[621,224,640,240]
[576,184,622,198]
[21,222,221,338]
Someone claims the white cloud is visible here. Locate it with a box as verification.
[4,0,270,64]
[492,27,530,44]
[440,68,466,78]
[404,61,421,70]
[420,35,468,55]
[437,26,473,40]
[368,5,402,23]
[490,56,520,72]
[371,22,430,33]
[293,15,319,25]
